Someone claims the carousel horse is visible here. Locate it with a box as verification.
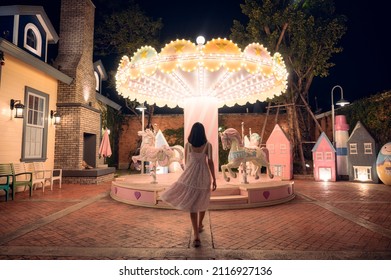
[132,129,184,183]
[219,128,273,183]
[243,132,262,177]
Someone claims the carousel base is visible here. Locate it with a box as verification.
[111,172,295,210]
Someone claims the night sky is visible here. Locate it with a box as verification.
[2,0,390,112]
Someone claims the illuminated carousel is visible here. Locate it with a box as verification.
[111,37,294,209]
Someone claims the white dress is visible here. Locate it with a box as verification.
[160,142,212,212]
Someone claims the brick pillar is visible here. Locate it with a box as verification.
[54,0,101,170]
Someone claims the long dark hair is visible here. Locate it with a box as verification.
[187,122,207,147]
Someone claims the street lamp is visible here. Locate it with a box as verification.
[136,103,147,174]
[331,85,350,145]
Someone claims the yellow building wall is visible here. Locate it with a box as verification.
[0,53,58,170]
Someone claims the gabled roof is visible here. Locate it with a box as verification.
[347,121,375,143]
[312,132,336,152]
[267,124,290,144]
[0,5,59,43]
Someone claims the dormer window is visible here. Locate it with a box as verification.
[24,23,42,56]
[94,71,100,92]
[26,29,37,49]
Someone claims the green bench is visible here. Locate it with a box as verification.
[0,163,12,201]
[11,163,33,200]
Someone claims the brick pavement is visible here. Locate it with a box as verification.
[1,179,391,260]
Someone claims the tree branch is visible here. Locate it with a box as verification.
[275,23,288,52]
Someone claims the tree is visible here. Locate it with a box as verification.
[230,0,346,173]
[94,0,163,57]
[93,0,163,166]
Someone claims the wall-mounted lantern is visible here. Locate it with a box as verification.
[50,110,61,125]
[10,99,25,118]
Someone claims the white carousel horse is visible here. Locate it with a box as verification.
[244,132,261,177]
[219,128,273,183]
[132,129,184,183]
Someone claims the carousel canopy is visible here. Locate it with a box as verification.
[116,38,288,108]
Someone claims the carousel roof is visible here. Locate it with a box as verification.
[116,38,288,108]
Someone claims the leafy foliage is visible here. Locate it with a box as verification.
[231,0,346,100]
[230,0,347,172]
[94,0,163,57]
[339,91,391,147]
[163,127,184,147]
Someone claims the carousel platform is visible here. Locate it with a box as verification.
[111,172,295,210]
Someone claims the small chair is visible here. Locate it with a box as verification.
[50,168,62,189]
[33,162,62,191]
[11,163,33,200]
[26,163,46,192]
[0,163,13,201]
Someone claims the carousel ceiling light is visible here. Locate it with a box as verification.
[116,37,288,168]
[116,38,288,109]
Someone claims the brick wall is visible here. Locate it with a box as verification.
[118,112,288,169]
[62,173,114,184]
[54,104,101,170]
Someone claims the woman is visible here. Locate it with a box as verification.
[160,122,217,248]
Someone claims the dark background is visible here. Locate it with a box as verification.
[3,0,390,113]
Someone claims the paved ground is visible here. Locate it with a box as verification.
[1,177,391,260]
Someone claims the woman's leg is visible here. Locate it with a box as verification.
[190,212,201,247]
[199,211,206,232]
[190,212,199,240]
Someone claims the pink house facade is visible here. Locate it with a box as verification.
[312,132,337,181]
[266,124,293,180]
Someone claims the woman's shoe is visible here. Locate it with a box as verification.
[192,239,201,248]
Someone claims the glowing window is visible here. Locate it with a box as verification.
[353,166,372,181]
[94,71,100,92]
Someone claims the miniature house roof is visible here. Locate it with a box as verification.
[0,5,59,43]
[267,124,291,144]
[312,132,336,152]
[347,121,375,143]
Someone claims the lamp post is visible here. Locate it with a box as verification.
[136,103,147,174]
[331,85,350,145]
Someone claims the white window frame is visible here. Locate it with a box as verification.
[316,152,323,161]
[21,87,49,161]
[350,143,358,154]
[24,23,42,56]
[325,152,333,160]
[273,165,283,177]
[364,143,373,154]
[353,166,372,181]
[280,143,287,154]
[267,144,275,154]
[94,71,100,92]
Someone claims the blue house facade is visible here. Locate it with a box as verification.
[0,5,59,62]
